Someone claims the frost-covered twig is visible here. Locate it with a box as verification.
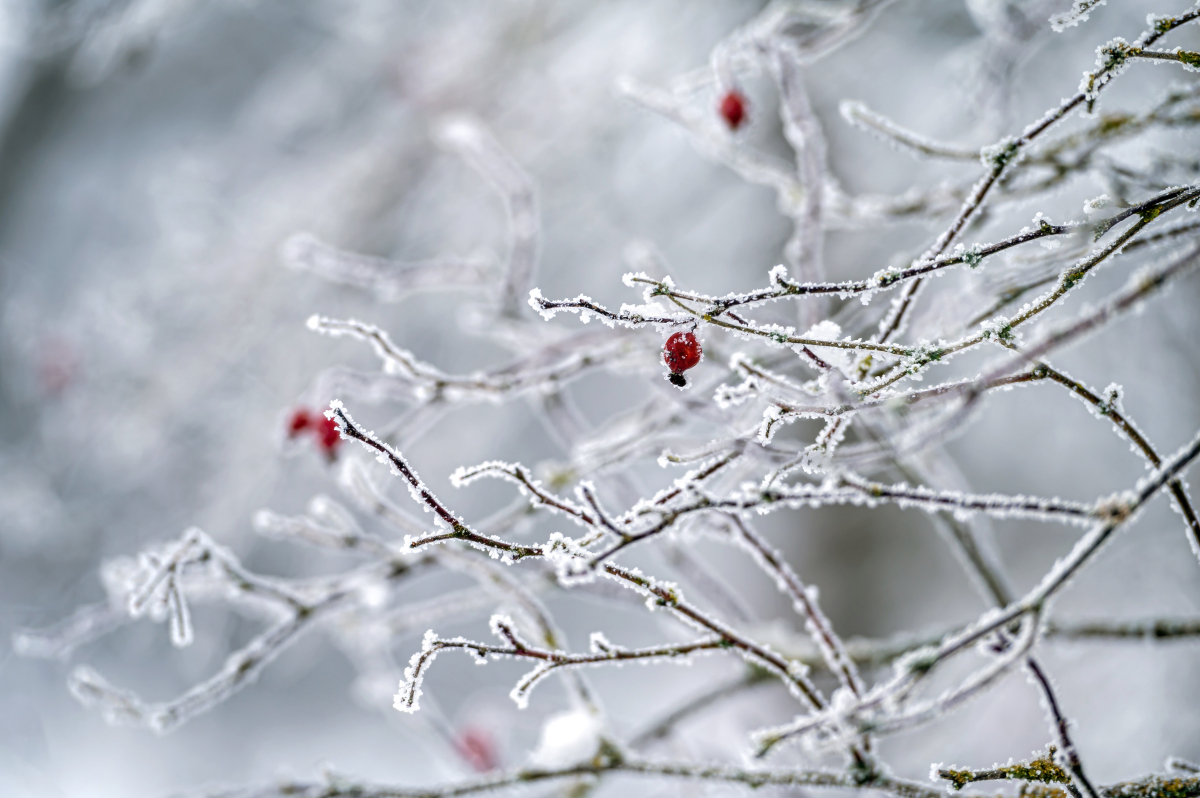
[434,118,539,319]
[283,233,496,301]
[915,237,1200,461]
[51,525,432,733]
[726,514,864,698]
[198,757,1200,798]
[332,402,829,710]
[1027,659,1100,798]
[199,755,956,798]
[1025,361,1200,560]
[12,601,130,661]
[839,100,980,162]
[768,38,829,328]
[395,616,727,712]
[753,424,1200,753]
[875,10,1200,344]
[311,316,640,404]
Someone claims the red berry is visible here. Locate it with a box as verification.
[456,727,498,772]
[287,408,314,437]
[719,90,747,130]
[663,331,702,375]
[315,415,341,459]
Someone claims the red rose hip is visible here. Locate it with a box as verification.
[315,415,342,460]
[719,90,747,130]
[287,408,314,437]
[285,406,341,461]
[663,331,702,387]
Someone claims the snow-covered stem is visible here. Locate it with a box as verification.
[859,190,1200,398]
[60,525,434,733]
[937,424,1200,660]
[330,402,829,709]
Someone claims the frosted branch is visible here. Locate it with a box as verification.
[282,233,496,301]
[395,615,726,712]
[196,760,1200,798]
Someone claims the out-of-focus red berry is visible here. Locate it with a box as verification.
[663,331,702,375]
[315,415,341,459]
[287,408,314,437]
[287,407,340,460]
[719,90,747,130]
[456,727,498,772]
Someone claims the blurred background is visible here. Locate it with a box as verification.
[0,1,1198,796]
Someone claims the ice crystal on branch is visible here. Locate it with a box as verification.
[1050,0,1108,33]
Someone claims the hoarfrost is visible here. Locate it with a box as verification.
[1050,0,1107,33]
[16,3,1200,793]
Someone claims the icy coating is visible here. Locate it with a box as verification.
[10,3,1200,798]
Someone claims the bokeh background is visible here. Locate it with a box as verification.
[0,1,1198,796]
